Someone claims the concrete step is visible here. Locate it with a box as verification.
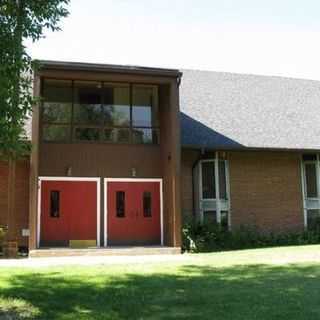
[29,246,181,258]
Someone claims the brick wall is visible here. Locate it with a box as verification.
[228,151,304,232]
[0,160,30,247]
[181,149,305,233]
[181,149,199,221]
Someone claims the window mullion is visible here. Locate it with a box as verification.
[215,152,221,224]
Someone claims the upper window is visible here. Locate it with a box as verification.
[42,79,159,144]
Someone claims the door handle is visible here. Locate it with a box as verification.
[136,210,138,218]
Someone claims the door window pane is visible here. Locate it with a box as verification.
[132,86,158,127]
[202,162,215,199]
[116,191,125,218]
[307,209,320,231]
[143,192,152,217]
[305,163,318,198]
[42,79,72,123]
[74,128,100,141]
[74,81,102,124]
[43,125,70,142]
[50,190,60,218]
[103,86,130,126]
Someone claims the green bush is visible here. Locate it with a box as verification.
[182,221,320,253]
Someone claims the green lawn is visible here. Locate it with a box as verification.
[1,245,320,319]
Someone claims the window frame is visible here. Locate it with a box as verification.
[198,152,231,228]
[301,154,320,229]
[40,78,160,145]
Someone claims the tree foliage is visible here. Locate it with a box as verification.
[0,0,69,158]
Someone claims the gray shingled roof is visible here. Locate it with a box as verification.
[180,70,320,150]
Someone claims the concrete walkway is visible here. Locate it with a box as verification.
[0,254,188,268]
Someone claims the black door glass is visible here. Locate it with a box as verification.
[116,191,125,218]
[50,190,60,218]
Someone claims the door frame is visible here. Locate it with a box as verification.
[104,178,163,247]
[37,176,101,248]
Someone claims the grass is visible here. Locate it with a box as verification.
[1,245,320,319]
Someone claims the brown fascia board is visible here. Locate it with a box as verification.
[36,60,183,79]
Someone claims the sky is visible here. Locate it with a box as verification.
[26,0,320,80]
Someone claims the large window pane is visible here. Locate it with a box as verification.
[203,211,217,224]
[221,211,229,229]
[305,163,318,198]
[42,125,70,142]
[219,160,227,199]
[132,86,158,127]
[74,127,100,141]
[42,79,72,123]
[74,81,102,124]
[103,85,130,126]
[202,162,215,199]
[104,128,130,143]
[307,209,320,231]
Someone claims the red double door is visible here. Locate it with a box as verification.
[40,180,98,247]
[107,181,161,246]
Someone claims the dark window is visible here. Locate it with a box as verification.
[305,163,318,198]
[143,191,152,217]
[202,162,215,199]
[74,127,100,141]
[50,191,60,218]
[42,79,72,123]
[219,160,227,199]
[203,211,217,224]
[307,209,320,231]
[41,79,159,144]
[132,128,159,144]
[303,154,317,161]
[103,85,130,126]
[220,211,229,230]
[104,128,130,143]
[42,125,70,142]
[73,81,102,125]
[116,191,125,218]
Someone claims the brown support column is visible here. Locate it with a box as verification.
[169,80,182,247]
[28,74,41,250]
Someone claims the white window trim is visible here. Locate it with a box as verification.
[37,176,101,249]
[104,178,163,247]
[198,152,231,229]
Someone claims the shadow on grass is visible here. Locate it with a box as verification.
[1,263,320,319]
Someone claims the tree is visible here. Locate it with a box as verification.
[0,0,70,158]
[0,0,69,250]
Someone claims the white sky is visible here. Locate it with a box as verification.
[26,0,320,80]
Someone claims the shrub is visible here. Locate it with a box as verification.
[182,221,320,253]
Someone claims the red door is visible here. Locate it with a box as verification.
[40,180,98,247]
[107,181,161,245]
